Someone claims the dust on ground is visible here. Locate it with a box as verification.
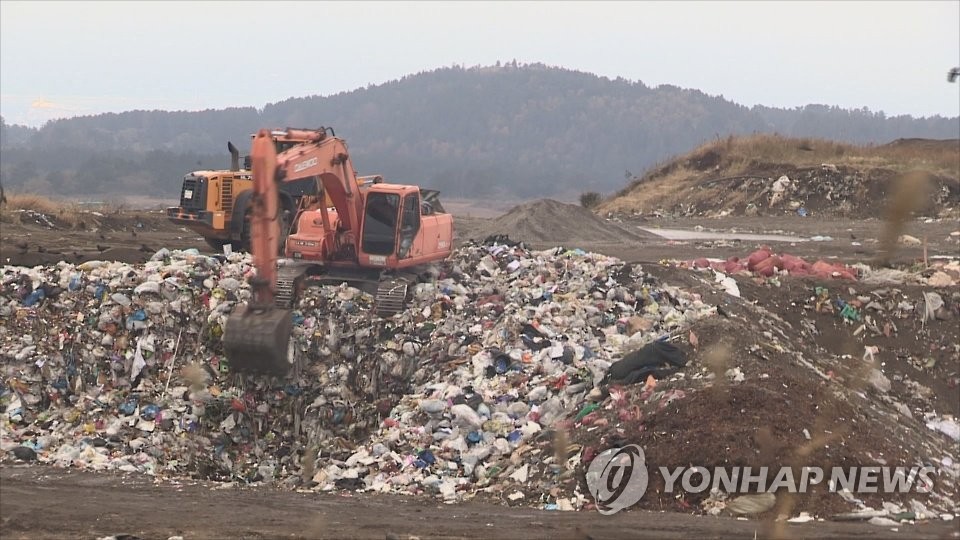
[2,467,957,540]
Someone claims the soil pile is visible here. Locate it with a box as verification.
[601,136,960,219]
[468,199,658,246]
[563,266,960,518]
[606,166,959,219]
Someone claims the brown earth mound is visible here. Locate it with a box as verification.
[467,199,659,246]
[601,135,960,219]
[559,267,960,518]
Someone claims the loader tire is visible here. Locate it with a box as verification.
[240,208,252,253]
[239,205,290,255]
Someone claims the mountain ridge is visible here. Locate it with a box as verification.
[2,63,957,199]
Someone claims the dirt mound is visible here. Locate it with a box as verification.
[601,135,960,219]
[468,199,658,246]
[608,166,959,220]
[562,266,960,518]
[883,138,960,152]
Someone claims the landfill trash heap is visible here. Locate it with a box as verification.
[1,240,958,519]
[0,242,712,491]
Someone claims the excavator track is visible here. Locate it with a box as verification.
[375,278,409,316]
[275,264,308,308]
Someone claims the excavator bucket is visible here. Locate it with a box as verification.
[223,305,294,376]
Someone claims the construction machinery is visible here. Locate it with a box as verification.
[166,129,379,252]
[222,128,454,376]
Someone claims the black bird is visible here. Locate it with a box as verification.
[138,244,154,253]
[850,233,857,240]
[37,245,46,253]
[131,230,137,238]
[949,67,960,83]
[98,232,106,240]
[96,244,108,252]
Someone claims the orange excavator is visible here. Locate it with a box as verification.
[222,128,454,375]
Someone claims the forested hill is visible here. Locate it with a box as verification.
[2,63,958,200]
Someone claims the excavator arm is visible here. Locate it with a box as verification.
[247,130,281,306]
[222,128,368,376]
[221,130,295,376]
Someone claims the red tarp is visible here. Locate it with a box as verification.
[688,246,858,280]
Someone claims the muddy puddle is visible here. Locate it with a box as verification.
[640,227,808,242]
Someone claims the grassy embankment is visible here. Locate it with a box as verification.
[599,134,959,214]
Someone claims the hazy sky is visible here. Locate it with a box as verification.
[2,1,958,127]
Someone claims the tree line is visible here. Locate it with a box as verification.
[2,63,957,200]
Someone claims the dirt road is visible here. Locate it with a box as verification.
[2,204,956,268]
[2,466,958,540]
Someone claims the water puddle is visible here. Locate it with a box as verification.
[640,227,807,242]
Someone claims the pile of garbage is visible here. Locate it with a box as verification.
[2,241,957,519]
[605,164,959,220]
[0,242,715,500]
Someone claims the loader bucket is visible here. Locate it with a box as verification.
[223,304,294,376]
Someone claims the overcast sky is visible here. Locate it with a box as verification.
[2,1,958,127]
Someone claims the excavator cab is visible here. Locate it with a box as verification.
[356,185,453,267]
[360,192,401,256]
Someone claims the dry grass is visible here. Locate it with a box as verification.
[3,193,63,214]
[1,192,88,228]
[600,134,959,213]
[727,134,958,175]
